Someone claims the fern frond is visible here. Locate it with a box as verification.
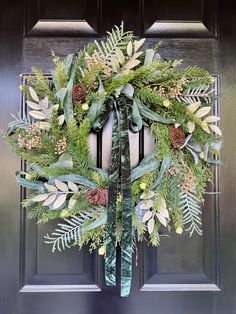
[181,191,202,236]
[75,118,92,168]
[181,66,213,85]
[168,174,182,211]
[136,86,165,106]
[94,22,133,64]
[177,84,214,104]
[44,212,93,252]
[7,111,31,134]
[66,118,79,151]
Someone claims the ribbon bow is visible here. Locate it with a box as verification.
[92,96,140,297]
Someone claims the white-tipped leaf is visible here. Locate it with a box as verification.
[133,38,145,52]
[26,101,41,110]
[43,194,57,206]
[127,41,133,57]
[188,103,200,113]
[29,110,47,120]
[159,207,169,219]
[29,86,39,102]
[58,114,65,125]
[204,116,221,123]
[41,96,49,109]
[44,183,58,192]
[38,122,50,129]
[140,199,154,210]
[159,196,167,211]
[124,59,140,70]
[187,121,195,133]
[54,180,68,192]
[52,194,67,209]
[32,194,49,202]
[68,198,77,210]
[142,210,153,222]
[196,106,211,118]
[140,191,155,200]
[156,213,167,227]
[132,51,143,60]
[209,124,222,136]
[68,181,78,192]
[147,218,155,234]
[116,47,125,64]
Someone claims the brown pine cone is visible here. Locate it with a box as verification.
[86,188,108,206]
[72,84,87,103]
[169,125,186,149]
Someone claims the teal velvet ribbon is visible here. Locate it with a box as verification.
[91,96,137,297]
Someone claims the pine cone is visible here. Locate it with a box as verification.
[169,126,186,149]
[86,188,108,206]
[72,84,87,103]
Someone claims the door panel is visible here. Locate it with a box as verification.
[1,0,236,313]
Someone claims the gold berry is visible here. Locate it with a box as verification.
[163,99,171,108]
[60,209,70,219]
[176,226,183,234]
[139,182,147,190]
[98,246,106,255]
[81,103,89,111]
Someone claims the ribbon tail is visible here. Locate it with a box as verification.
[119,99,132,297]
[105,107,120,286]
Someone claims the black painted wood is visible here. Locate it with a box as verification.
[0,0,236,313]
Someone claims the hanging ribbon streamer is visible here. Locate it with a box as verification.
[92,96,138,297]
[118,98,132,297]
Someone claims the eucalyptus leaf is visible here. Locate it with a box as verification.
[152,155,172,189]
[206,158,222,165]
[16,171,45,191]
[64,66,76,123]
[56,88,67,103]
[87,79,106,128]
[82,212,107,231]
[131,154,160,182]
[135,98,173,124]
[130,99,143,132]
[144,49,155,66]
[49,174,96,188]
[63,54,74,75]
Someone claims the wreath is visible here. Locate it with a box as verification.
[4,23,222,297]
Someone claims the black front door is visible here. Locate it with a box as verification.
[0,1,236,313]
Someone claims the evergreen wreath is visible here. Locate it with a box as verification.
[4,23,222,297]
